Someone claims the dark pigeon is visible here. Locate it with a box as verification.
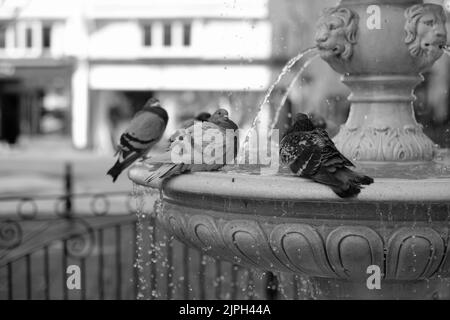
[280,113,373,198]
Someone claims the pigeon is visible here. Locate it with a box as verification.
[280,113,373,198]
[194,112,212,122]
[144,108,238,183]
[107,98,168,182]
[169,111,212,144]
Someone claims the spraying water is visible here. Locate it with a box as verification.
[238,47,317,163]
[268,48,319,136]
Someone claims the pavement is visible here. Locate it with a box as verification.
[0,135,133,196]
[0,135,150,216]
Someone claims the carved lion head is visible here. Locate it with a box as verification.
[404,4,447,68]
[315,7,359,61]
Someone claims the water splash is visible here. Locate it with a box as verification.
[387,203,394,223]
[376,203,386,233]
[443,45,450,57]
[133,183,148,300]
[238,47,317,163]
[269,49,319,136]
[410,205,418,274]
[133,184,164,300]
[446,204,450,226]
[426,204,433,224]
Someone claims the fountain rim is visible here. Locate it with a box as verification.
[129,163,450,203]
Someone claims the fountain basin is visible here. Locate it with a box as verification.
[129,163,450,299]
[127,0,450,300]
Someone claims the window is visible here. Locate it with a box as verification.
[42,25,51,49]
[183,23,191,46]
[143,24,152,47]
[163,23,171,46]
[25,27,33,48]
[0,26,6,48]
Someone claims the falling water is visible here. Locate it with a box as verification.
[133,183,164,300]
[411,204,418,281]
[387,203,394,224]
[446,204,450,225]
[133,183,148,300]
[238,47,317,163]
[268,48,319,135]
[443,45,450,57]
[426,204,433,224]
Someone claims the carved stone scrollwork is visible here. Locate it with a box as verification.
[269,224,335,277]
[159,208,190,247]
[221,220,287,271]
[386,227,445,280]
[186,215,230,260]
[315,7,359,73]
[333,125,434,161]
[156,207,450,281]
[404,4,447,72]
[326,226,384,279]
[165,211,187,240]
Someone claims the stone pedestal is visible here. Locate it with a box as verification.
[333,75,434,161]
[315,0,447,161]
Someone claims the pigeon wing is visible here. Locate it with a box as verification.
[280,132,322,176]
[314,128,354,168]
[118,111,166,159]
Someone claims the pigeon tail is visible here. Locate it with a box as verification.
[331,183,362,198]
[107,152,142,182]
[107,159,122,182]
[312,167,374,198]
[145,163,184,183]
[336,167,374,186]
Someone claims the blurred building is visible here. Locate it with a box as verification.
[1,0,448,151]
[0,0,274,152]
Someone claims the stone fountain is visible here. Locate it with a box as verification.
[129,0,450,299]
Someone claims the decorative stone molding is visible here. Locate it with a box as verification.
[326,226,384,279]
[386,227,445,280]
[270,224,335,277]
[315,1,448,162]
[333,125,435,161]
[315,7,359,72]
[404,4,447,72]
[157,203,450,281]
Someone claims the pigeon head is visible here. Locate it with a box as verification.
[143,97,161,108]
[209,108,229,121]
[209,109,229,125]
[291,113,315,132]
[209,108,238,130]
[143,98,169,124]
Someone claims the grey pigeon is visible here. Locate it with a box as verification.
[107,98,168,182]
[144,108,238,183]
